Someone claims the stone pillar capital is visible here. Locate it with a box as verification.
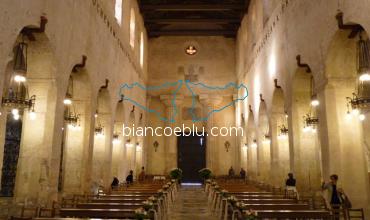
[199,94,223,107]
[160,94,184,107]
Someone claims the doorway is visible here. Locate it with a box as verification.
[177,132,206,183]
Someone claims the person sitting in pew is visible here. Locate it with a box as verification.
[111,177,119,189]
[240,168,246,179]
[126,170,134,185]
[285,173,299,199]
[228,166,235,177]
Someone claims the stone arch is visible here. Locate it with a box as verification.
[257,99,271,182]
[92,86,113,187]
[111,100,126,181]
[246,107,257,178]
[58,66,94,195]
[291,67,322,191]
[270,87,289,186]
[0,30,58,203]
[320,25,370,207]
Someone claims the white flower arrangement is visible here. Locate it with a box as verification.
[142,200,154,211]
[148,196,157,202]
[206,179,212,184]
[171,179,176,183]
[134,208,148,220]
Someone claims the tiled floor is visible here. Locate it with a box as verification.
[168,185,217,220]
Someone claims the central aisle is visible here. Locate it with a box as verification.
[168,185,217,220]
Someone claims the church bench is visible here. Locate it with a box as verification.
[236,210,331,220]
[237,203,310,210]
[34,218,131,220]
[76,202,143,209]
[97,195,152,199]
[90,198,147,203]
[238,198,297,204]
[59,208,138,219]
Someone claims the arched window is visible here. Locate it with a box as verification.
[140,32,144,67]
[115,0,122,26]
[130,8,136,48]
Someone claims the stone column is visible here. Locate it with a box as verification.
[199,94,222,173]
[160,95,183,173]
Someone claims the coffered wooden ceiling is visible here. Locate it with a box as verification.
[138,0,250,38]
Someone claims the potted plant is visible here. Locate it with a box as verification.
[169,168,183,181]
[198,168,212,181]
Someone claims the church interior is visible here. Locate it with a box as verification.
[0,0,370,219]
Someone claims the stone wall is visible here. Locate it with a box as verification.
[236,0,370,215]
[0,0,147,212]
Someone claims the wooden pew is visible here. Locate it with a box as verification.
[238,203,310,210]
[240,210,331,220]
[76,202,143,209]
[59,208,137,218]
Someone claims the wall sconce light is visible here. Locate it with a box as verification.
[224,141,231,152]
[136,142,142,152]
[112,133,121,144]
[126,138,133,147]
[242,143,248,150]
[153,140,159,152]
[251,139,257,148]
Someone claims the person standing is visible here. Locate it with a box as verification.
[322,174,349,220]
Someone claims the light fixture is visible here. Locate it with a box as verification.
[224,141,231,152]
[63,98,72,105]
[126,138,133,147]
[185,45,197,55]
[242,143,248,150]
[304,76,320,132]
[153,140,159,152]
[311,95,319,107]
[278,125,289,140]
[13,114,20,120]
[29,109,36,120]
[251,139,257,148]
[94,123,104,137]
[263,135,271,144]
[112,133,121,144]
[303,113,319,133]
[136,142,142,152]
[2,40,36,117]
[359,114,366,121]
[14,75,26,82]
[346,31,370,120]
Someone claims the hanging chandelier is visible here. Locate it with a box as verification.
[64,76,81,130]
[95,123,104,137]
[303,113,319,133]
[112,132,121,144]
[2,40,36,120]
[346,32,370,121]
[303,76,319,132]
[278,125,288,140]
[263,134,271,144]
[64,109,81,130]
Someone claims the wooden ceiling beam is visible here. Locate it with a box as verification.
[148,29,237,36]
[140,4,245,11]
[145,18,240,24]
